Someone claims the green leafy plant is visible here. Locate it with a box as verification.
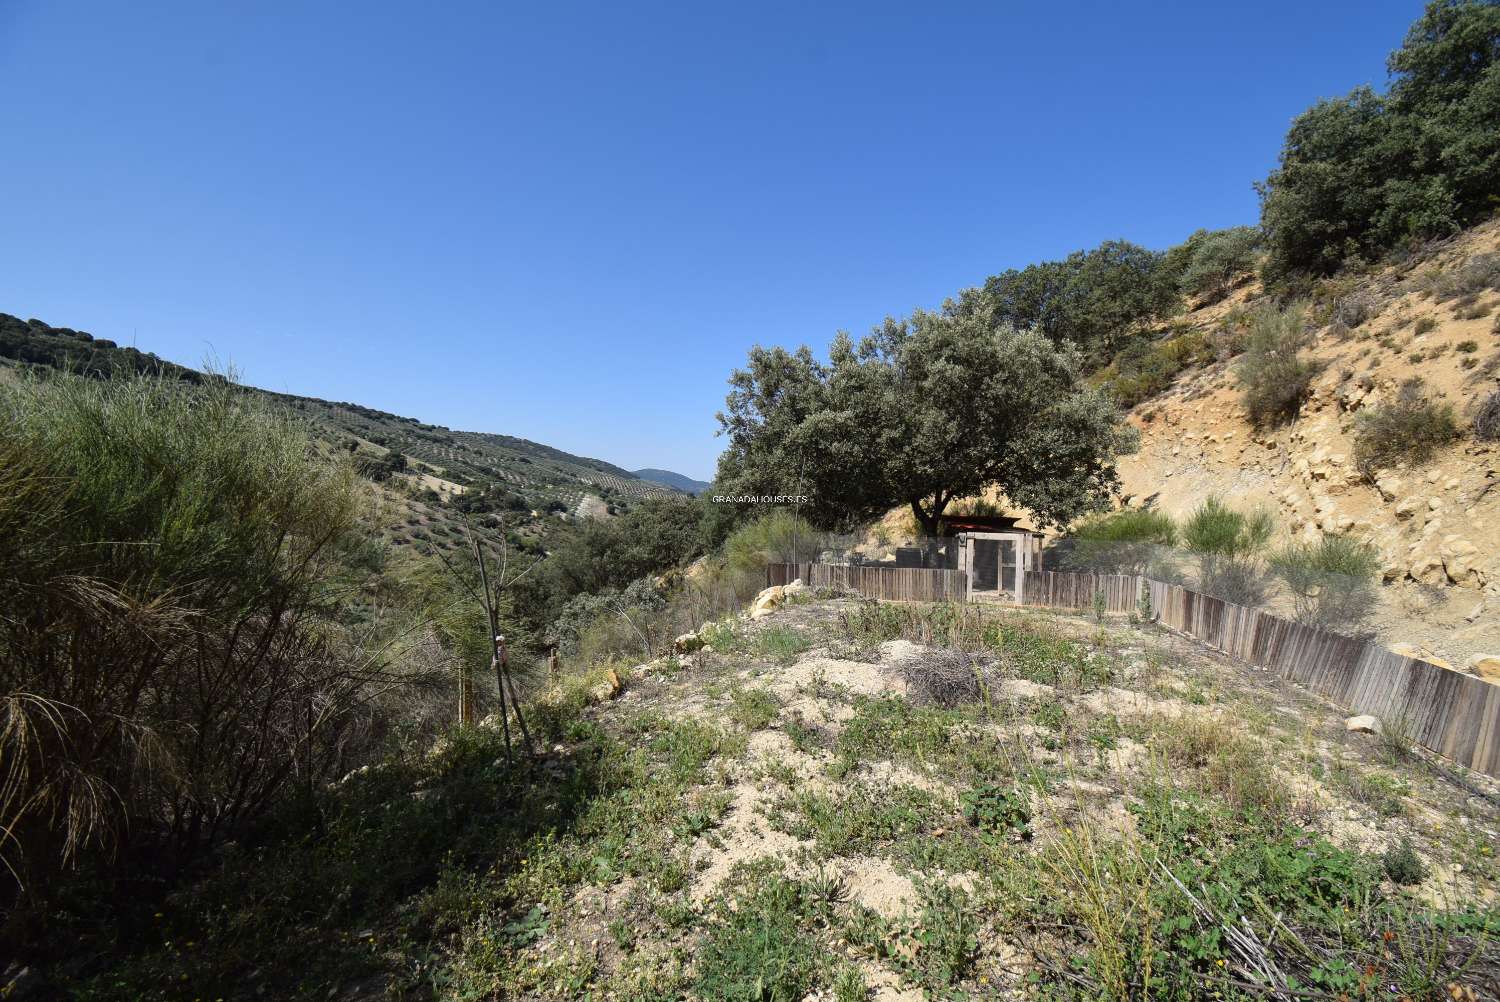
[961,784,1033,843]
[1383,839,1428,886]
[1353,377,1461,477]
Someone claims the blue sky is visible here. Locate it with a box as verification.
[0,1,1422,480]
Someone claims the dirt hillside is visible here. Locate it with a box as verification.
[1117,220,1500,667]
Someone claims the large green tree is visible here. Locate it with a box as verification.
[1259,0,1500,280]
[714,312,1137,536]
[957,240,1179,366]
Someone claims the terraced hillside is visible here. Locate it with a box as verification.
[0,312,681,556]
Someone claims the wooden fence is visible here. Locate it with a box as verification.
[1022,570,1500,779]
[766,562,969,603]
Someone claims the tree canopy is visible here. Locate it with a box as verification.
[714,312,1136,536]
[1258,0,1500,280]
[956,240,1179,366]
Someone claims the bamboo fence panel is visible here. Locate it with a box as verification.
[765,562,969,603]
[1021,570,1500,778]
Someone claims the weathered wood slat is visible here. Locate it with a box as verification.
[766,563,968,604]
[1018,569,1499,779]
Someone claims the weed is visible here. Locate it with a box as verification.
[729,685,780,731]
[1334,763,1410,816]
[1353,377,1461,477]
[692,866,828,1001]
[1383,839,1428,885]
[755,625,814,663]
[961,784,1033,842]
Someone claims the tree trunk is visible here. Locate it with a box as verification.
[909,496,947,538]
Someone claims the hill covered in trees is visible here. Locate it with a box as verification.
[0,311,682,546]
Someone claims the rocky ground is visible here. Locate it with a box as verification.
[452,592,1500,999]
[50,590,1500,1000]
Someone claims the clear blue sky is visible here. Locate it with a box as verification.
[0,1,1422,480]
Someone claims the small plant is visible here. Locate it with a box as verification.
[1457,339,1479,353]
[729,686,780,731]
[1474,390,1500,442]
[1414,316,1438,335]
[1091,588,1108,623]
[692,868,825,1001]
[1181,497,1274,606]
[805,867,849,906]
[1235,303,1321,428]
[1136,579,1154,622]
[831,967,868,1002]
[1269,533,1381,631]
[498,904,549,947]
[1353,378,1461,478]
[755,625,814,663]
[1382,839,1428,886]
[961,784,1033,842]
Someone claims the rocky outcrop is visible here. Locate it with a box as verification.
[1113,218,1500,667]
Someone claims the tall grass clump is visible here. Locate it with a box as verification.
[1234,303,1320,428]
[1352,378,1461,478]
[0,372,377,925]
[1180,497,1274,606]
[1269,533,1382,633]
[1063,508,1176,574]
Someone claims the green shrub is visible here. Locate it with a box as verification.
[1181,497,1274,606]
[1065,507,1177,573]
[1270,533,1382,631]
[1102,331,1213,408]
[1353,378,1461,477]
[1235,304,1321,428]
[724,509,825,573]
[1382,838,1428,885]
[1177,226,1262,302]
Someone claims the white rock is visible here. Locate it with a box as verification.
[1467,654,1500,683]
[750,585,786,620]
[1345,715,1382,734]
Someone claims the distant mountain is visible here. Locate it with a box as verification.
[633,468,710,495]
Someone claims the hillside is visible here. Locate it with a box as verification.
[634,467,711,495]
[1112,220,1500,665]
[0,312,681,556]
[52,591,1498,998]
